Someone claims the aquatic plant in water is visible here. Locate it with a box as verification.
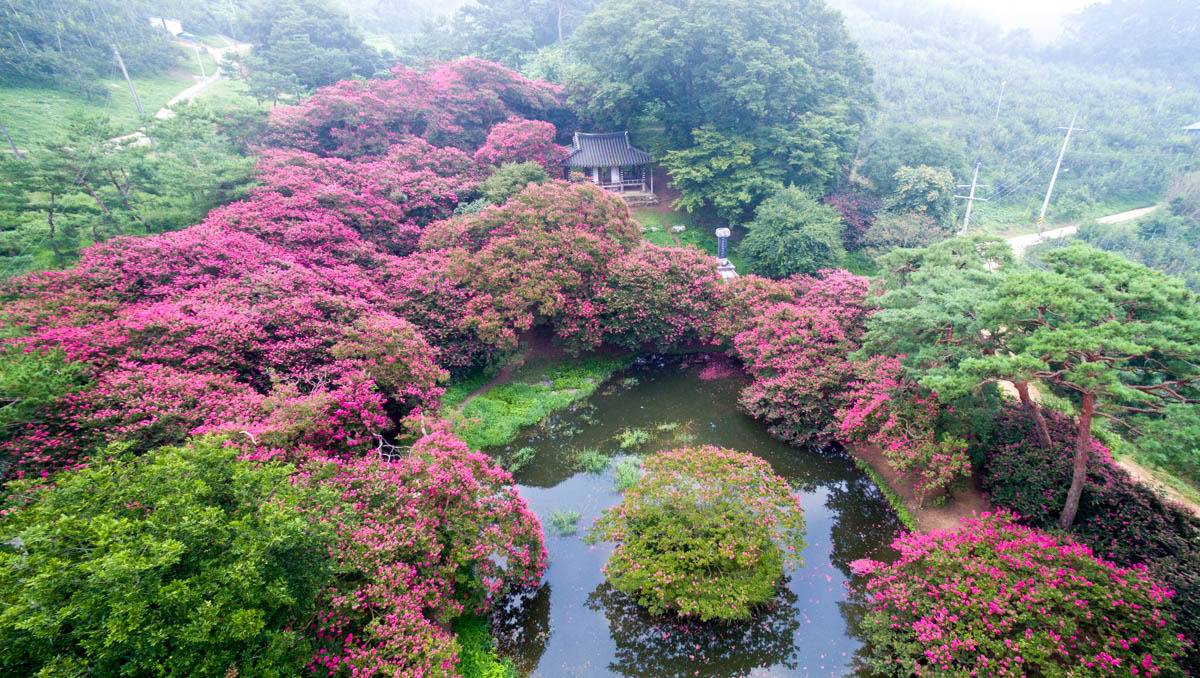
[615,427,650,450]
[550,510,582,536]
[588,446,806,621]
[612,457,642,492]
[576,449,610,473]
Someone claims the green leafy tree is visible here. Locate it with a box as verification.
[659,128,780,222]
[239,0,380,94]
[967,245,1200,528]
[857,123,967,195]
[861,210,950,256]
[885,165,956,225]
[0,438,338,676]
[568,0,872,217]
[740,186,846,277]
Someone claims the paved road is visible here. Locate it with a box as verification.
[1006,205,1159,257]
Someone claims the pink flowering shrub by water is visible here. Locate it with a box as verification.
[304,427,546,676]
[474,118,567,171]
[730,270,871,444]
[837,355,970,503]
[850,511,1186,676]
[598,244,724,350]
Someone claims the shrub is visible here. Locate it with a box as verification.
[306,427,546,676]
[588,447,805,621]
[862,210,951,257]
[824,190,881,251]
[850,512,1186,677]
[473,118,566,171]
[479,162,550,205]
[740,186,847,278]
[598,244,724,350]
[0,438,336,677]
[731,271,871,444]
[978,407,1200,669]
[836,356,970,504]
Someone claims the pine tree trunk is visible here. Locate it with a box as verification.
[1058,391,1095,529]
[1014,380,1053,449]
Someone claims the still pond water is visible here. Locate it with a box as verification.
[487,356,903,677]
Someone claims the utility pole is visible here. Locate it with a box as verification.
[195,45,208,79]
[112,44,145,118]
[1155,86,1173,116]
[1038,113,1086,231]
[993,80,1007,125]
[0,120,21,158]
[955,161,989,234]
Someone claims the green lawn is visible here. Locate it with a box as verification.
[634,207,749,271]
[443,355,631,450]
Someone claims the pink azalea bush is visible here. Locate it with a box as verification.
[729,270,872,444]
[266,58,565,156]
[837,355,970,503]
[302,427,546,676]
[473,118,567,171]
[850,512,1186,676]
[598,244,724,351]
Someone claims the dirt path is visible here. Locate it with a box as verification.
[154,40,250,120]
[852,444,991,533]
[1116,456,1200,518]
[1006,205,1158,257]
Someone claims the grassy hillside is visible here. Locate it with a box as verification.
[0,43,238,149]
[832,0,1200,226]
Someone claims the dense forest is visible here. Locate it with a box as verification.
[1,0,1199,676]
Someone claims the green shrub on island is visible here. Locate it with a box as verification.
[587,446,806,621]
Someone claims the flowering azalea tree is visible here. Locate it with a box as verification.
[836,356,970,503]
[266,59,566,157]
[305,427,546,676]
[474,118,567,171]
[730,270,871,444]
[850,512,1186,676]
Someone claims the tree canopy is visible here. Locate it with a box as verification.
[740,186,846,278]
[567,0,872,218]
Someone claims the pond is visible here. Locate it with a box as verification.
[487,355,904,677]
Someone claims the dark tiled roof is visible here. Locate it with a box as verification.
[563,131,653,168]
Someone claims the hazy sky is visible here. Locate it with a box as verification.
[938,0,1099,37]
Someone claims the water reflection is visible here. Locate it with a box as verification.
[490,356,902,676]
[586,582,801,677]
